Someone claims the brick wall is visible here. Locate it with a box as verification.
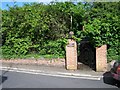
[96,45,107,71]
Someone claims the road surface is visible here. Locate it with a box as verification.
[0,70,118,88]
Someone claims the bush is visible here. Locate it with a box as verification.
[39,39,67,57]
[2,38,32,56]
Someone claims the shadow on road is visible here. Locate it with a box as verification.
[0,70,9,85]
[0,75,8,85]
[103,71,119,88]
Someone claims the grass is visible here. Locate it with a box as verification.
[1,53,64,60]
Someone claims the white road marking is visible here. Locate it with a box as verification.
[0,67,101,80]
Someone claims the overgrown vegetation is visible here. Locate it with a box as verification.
[1,2,120,61]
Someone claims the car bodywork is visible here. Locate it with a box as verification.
[112,65,120,80]
[111,61,120,87]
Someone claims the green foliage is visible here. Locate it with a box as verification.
[2,2,72,59]
[74,2,119,61]
[39,38,67,56]
[107,48,119,62]
[1,2,120,61]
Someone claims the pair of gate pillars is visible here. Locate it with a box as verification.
[65,39,107,72]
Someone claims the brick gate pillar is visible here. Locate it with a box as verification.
[96,45,107,72]
[66,39,77,70]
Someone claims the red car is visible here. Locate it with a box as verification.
[111,61,120,87]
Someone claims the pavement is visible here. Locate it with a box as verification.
[0,62,105,80]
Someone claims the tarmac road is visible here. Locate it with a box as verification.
[0,70,118,88]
